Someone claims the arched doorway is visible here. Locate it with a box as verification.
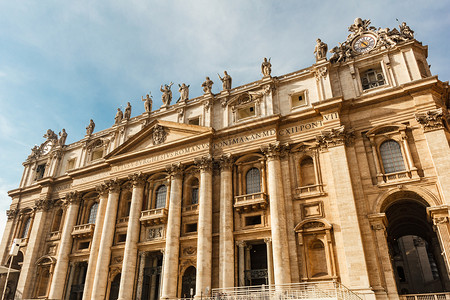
[109,273,121,300]
[181,266,196,298]
[3,251,23,300]
[385,199,450,294]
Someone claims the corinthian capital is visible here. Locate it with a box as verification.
[105,178,121,193]
[195,155,213,171]
[34,198,55,211]
[260,142,289,160]
[415,108,446,132]
[218,153,233,170]
[65,191,81,205]
[96,184,109,197]
[6,208,19,220]
[166,162,184,178]
[129,172,147,188]
[315,125,354,149]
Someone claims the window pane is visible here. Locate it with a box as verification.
[380,140,406,174]
[246,168,261,194]
[191,187,199,205]
[88,202,98,224]
[300,157,315,186]
[155,185,167,208]
[21,218,31,238]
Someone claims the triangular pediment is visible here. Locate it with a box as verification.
[105,120,213,160]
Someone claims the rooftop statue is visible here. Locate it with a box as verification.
[314,39,328,61]
[115,108,123,125]
[142,93,153,113]
[218,71,232,90]
[178,83,190,102]
[202,77,214,94]
[43,129,58,141]
[160,82,174,107]
[58,129,67,147]
[86,119,95,136]
[261,57,272,77]
[124,102,132,120]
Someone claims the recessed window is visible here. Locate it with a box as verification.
[88,202,98,224]
[237,105,256,120]
[117,234,127,243]
[291,92,306,108]
[92,149,103,161]
[36,164,46,180]
[361,67,386,90]
[246,168,261,194]
[188,117,200,126]
[78,241,90,250]
[66,158,76,171]
[21,217,32,238]
[379,140,406,174]
[245,215,262,226]
[185,223,197,233]
[155,185,167,209]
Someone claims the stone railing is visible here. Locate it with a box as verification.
[47,231,61,241]
[117,216,129,224]
[234,192,268,212]
[400,293,450,300]
[182,204,199,214]
[378,170,419,186]
[71,223,95,239]
[140,208,168,226]
[295,184,325,199]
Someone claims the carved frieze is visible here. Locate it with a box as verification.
[147,226,163,241]
[415,108,446,132]
[152,124,167,145]
[182,246,196,256]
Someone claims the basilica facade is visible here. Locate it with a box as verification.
[1,18,450,300]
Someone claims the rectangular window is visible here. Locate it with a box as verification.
[291,91,307,108]
[185,223,197,233]
[78,241,90,250]
[245,215,262,226]
[237,105,256,120]
[117,234,127,243]
[360,67,385,91]
[91,149,103,161]
[66,158,76,171]
[188,117,201,126]
[36,164,46,180]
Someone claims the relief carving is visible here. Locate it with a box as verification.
[147,227,163,240]
[415,108,445,132]
[316,125,354,149]
[152,124,167,145]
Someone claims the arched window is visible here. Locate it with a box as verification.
[246,168,261,194]
[21,217,31,238]
[190,178,199,205]
[379,140,406,174]
[51,209,63,232]
[155,185,167,209]
[300,156,315,186]
[88,202,98,224]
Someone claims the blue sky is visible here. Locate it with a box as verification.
[0,0,449,236]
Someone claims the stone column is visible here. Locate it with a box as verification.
[48,192,81,299]
[64,262,76,300]
[218,154,234,288]
[195,155,213,298]
[91,179,121,300]
[82,184,109,300]
[150,257,159,300]
[368,214,399,300]
[237,241,246,287]
[416,108,450,204]
[261,143,291,284]
[118,173,146,300]
[264,238,274,285]
[316,127,372,294]
[15,199,53,299]
[161,163,183,300]
[135,252,147,300]
[0,208,19,265]
[428,206,450,278]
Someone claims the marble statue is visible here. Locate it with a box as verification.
[142,93,153,112]
[178,83,190,102]
[115,108,123,125]
[261,57,271,77]
[314,39,328,61]
[86,119,95,135]
[399,22,414,40]
[43,129,58,141]
[58,129,67,146]
[202,77,214,94]
[160,82,174,106]
[218,71,232,90]
[124,102,132,120]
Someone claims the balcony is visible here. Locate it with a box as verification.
[47,231,61,241]
[182,204,199,215]
[234,192,268,212]
[71,223,95,239]
[377,169,420,186]
[140,208,168,226]
[295,184,325,199]
[116,217,129,228]
[400,293,450,300]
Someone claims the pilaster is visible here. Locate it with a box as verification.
[427,205,450,279]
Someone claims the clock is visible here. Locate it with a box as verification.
[42,141,53,155]
[353,35,376,53]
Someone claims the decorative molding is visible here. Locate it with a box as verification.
[194,155,213,171]
[129,172,146,188]
[152,124,167,145]
[166,162,184,178]
[218,153,233,170]
[433,216,449,225]
[314,67,328,81]
[105,178,121,193]
[260,142,290,160]
[95,184,109,197]
[6,208,19,220]
[415,108,445,132]
[34,198,55,211]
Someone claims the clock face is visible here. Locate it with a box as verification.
[42,141,53,154]
[353,35,376,53]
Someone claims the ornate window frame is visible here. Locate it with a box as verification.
[291,143,324,199]
[367,123,419,185]
[229,92,263,123]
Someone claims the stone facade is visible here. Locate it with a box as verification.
[1,19,450,300]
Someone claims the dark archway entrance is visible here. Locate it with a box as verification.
[385,200,450,294]
[3,251,23,300]
[109,273,121,300]
[181,266,196,298]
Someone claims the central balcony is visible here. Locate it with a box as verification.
[140,208,168,226]
[234,192,268,212]
[71,223,95,239]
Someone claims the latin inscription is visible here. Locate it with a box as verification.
[213,129,277,149]
[73,171,110,186]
